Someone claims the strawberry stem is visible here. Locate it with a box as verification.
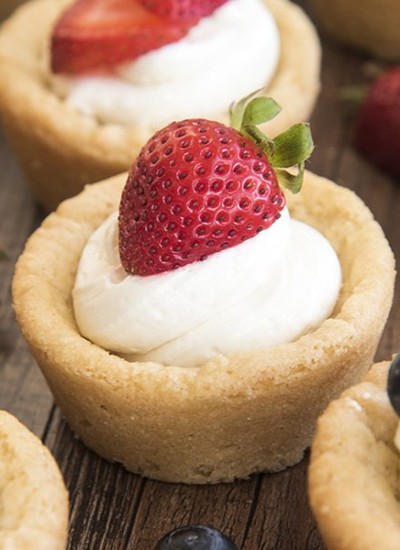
[229,91,314,194]
[338,85,368,103]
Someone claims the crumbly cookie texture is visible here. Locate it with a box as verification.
[12,171,395,483]
[0,0,320,211]
[0,410,69,549]
[306,0,400,61]
[309,360,400,550]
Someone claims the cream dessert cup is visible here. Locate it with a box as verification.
[0,410,69,549]
[306,0,400,61]
[12,171,395,484]
[0,0,321,211]
[309,360,400,550]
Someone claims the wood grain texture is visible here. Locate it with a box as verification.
[1,2,400,548]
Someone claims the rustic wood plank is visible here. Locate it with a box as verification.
[0,0,28,22]
[46,412,146,550]
[0,126,54,435]
[128,476,258,549]
[242,457,322,550]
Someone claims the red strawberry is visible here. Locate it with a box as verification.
[139,0,228,23]
[354,66,400,178]
[119,94,314,276]
[51,0,192,74]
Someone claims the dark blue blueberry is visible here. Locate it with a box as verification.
[154,525,238,550]
[388,353,400,416]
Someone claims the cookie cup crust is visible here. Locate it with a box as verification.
[306,0,400,61]
[12,171,395,484]
[0,0,320,211]
[0,410,69,549]
[309,360,400,550]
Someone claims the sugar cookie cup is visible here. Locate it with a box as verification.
[306,0,400,61]
[0,410,69,549]
[308,360,400,550]
[0,0,320,211]
[12,171,395,483]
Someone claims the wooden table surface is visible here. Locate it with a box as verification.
[1,3,400,549]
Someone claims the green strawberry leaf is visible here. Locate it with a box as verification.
[230,89,280,130]
[275,163,305,194]
[230,92,314,194]
[229,89,259,130]
[242,96,281,127]
[269,123,314,168]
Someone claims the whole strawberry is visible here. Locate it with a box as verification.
[354,66,400,178]
[119,93,314,276]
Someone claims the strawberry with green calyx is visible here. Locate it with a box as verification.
[118,92,314,276]
[230,92,314,193]
[51,0,228,75]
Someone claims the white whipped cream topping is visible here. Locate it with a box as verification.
[73,209,342,367]
[51,0,280,131]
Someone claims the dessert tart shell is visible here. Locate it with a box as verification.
[0,0,321,211]
[309,360,400,550]
[0,410,69,549]
[306,0,400,61]
[12,171,395,484]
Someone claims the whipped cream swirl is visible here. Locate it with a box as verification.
[73,209,342,367]
[51,0,280,131]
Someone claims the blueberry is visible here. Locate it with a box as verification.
[388,353,400,416]
[154,525,238,550]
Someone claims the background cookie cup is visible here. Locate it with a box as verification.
[305,0,400,61]
[0,0,320,211]
[308,360,400,550]
[0,410,69,549]
[12,171,395,484]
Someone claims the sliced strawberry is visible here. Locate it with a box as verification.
[51,0,192,74]
[354,67,400,178]
[139,0,228,23]
[118,94,314,276]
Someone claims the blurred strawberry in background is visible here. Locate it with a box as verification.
[353,66,400,179]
